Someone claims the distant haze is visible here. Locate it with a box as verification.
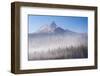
[28,15,88,33]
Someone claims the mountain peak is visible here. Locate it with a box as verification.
[38,21,58,33]
[50,21,57,28]
[37,21,75,34]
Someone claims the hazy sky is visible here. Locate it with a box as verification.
[28,15,88,33]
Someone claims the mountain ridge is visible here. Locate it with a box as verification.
[35,21,78,34]
[29,21,87,36]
